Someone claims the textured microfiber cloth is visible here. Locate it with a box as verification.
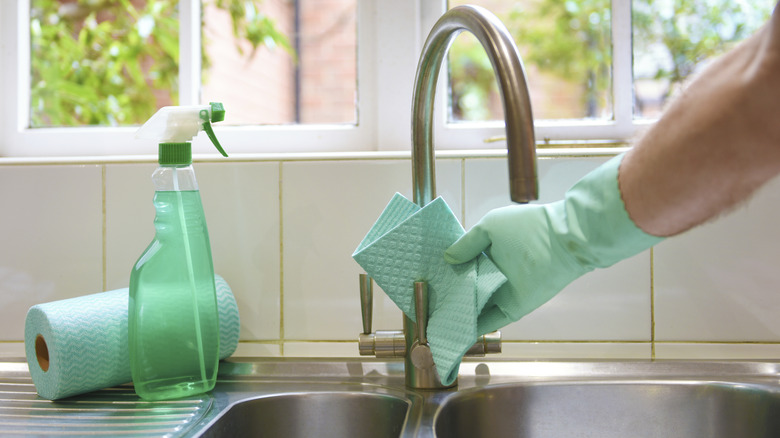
[353,193,507,385]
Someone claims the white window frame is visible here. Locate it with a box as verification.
[1,0,645,159]
[427,0,650,150]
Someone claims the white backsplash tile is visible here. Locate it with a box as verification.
[502,253,652,341]
[105,162,282,341]
[0,165,103,341]
[654,175,780,342]
[0,342,25,358]
[104,163,157,290]
[463,155,652,342]
[463,156,610,227]
[281,158,462,341]
[283,342,361,358]
[233,342,282,357]
[199,162,282,341]
[3,153,780,362]
[499,341,651,359]
[654,343,780,360]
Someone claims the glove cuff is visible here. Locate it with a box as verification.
[558,153,664,270]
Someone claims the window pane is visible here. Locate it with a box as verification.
[632,0,773,119]
[447,0,613,122]
[201,0,357,125]
[29,0,178,127]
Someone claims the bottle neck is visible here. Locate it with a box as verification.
[152,165,199,191]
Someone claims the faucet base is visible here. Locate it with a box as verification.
[403,316,457,390]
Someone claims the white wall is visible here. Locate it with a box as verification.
[2,152,780,360]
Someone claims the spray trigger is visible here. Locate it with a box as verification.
[200,104,228,158]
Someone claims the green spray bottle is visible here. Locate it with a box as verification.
[129,102,228,401]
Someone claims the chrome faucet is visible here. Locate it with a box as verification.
[413,5,538,206]
[358,5,538,389]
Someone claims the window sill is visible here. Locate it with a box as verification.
[0,142,630,166]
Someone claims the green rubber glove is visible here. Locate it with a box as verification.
[444,154,664,334]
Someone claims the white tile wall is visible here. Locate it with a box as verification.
[654,343,780,360]
[233,342,282,357]
[2,154,780,361]
[654,174,780,342]
[105,162,282,341]
[0,165,103,341]
[499,342,651,360]
[281,159,461,342]
[104,163,157,290]
[463,157,652,342]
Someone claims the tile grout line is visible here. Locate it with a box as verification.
[652,341,780,345]
[500,340,654,345]
[278,161,285,356]
[650,247,656,360]
[461,158,467,224]
[102,165,107,292]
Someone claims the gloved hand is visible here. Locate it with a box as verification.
[444,154,664,334]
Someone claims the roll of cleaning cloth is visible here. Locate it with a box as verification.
[353,193,507,386]
[24,274,240,400]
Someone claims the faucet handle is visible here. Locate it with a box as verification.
[465,331,502,356]
[358,274,406,357]
[413,281,428,345]
[410,281,435,370]
[359,273,373,334]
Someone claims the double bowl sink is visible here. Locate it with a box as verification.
[2,358,780,437]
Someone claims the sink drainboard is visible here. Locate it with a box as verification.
[0,371,211,437]
[4,359,780,437]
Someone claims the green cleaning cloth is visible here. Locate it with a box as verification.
[353,193,507,385]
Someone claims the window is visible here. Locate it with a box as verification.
[449,0,614,122]
[441,0,772,147]
[632,0,773,119]
[0,1,774,157]
[200,0,357,126]
[1,0,368,157]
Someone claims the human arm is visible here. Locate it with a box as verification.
[445,4,780,330]
[621,4,780,236]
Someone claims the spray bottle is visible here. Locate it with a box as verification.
[129,102,228,401]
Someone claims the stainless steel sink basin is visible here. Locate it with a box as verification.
[198,391,409,438]
[3,358,780,437]
[434,381,780,438]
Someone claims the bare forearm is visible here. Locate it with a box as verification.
[619,8,780,237]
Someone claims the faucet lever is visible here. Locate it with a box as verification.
[359,273,373,335]
[409,281,436,373]
[465,330,502,356]
[413,281,428,345]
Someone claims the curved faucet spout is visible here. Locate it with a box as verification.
[411,5,538,207]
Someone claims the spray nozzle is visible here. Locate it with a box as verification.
[199,103,228,158]
[136,102,229,163]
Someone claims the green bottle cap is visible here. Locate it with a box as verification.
[159,142,192,165]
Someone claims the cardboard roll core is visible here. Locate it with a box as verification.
[35,334,50,372]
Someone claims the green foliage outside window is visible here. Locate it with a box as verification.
[509,0,612,118]
[32,1,773,127]
[30,0,291,128]
[632,0,773,95]
[449,0,773,121]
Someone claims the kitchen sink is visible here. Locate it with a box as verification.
[434,380,780,438]
[197,391,409,438]
[3,358,780,437]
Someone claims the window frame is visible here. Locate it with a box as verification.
[1,0,646,159]
[428,0,647,149]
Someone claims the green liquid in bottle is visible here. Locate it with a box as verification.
[129,190,220,401]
